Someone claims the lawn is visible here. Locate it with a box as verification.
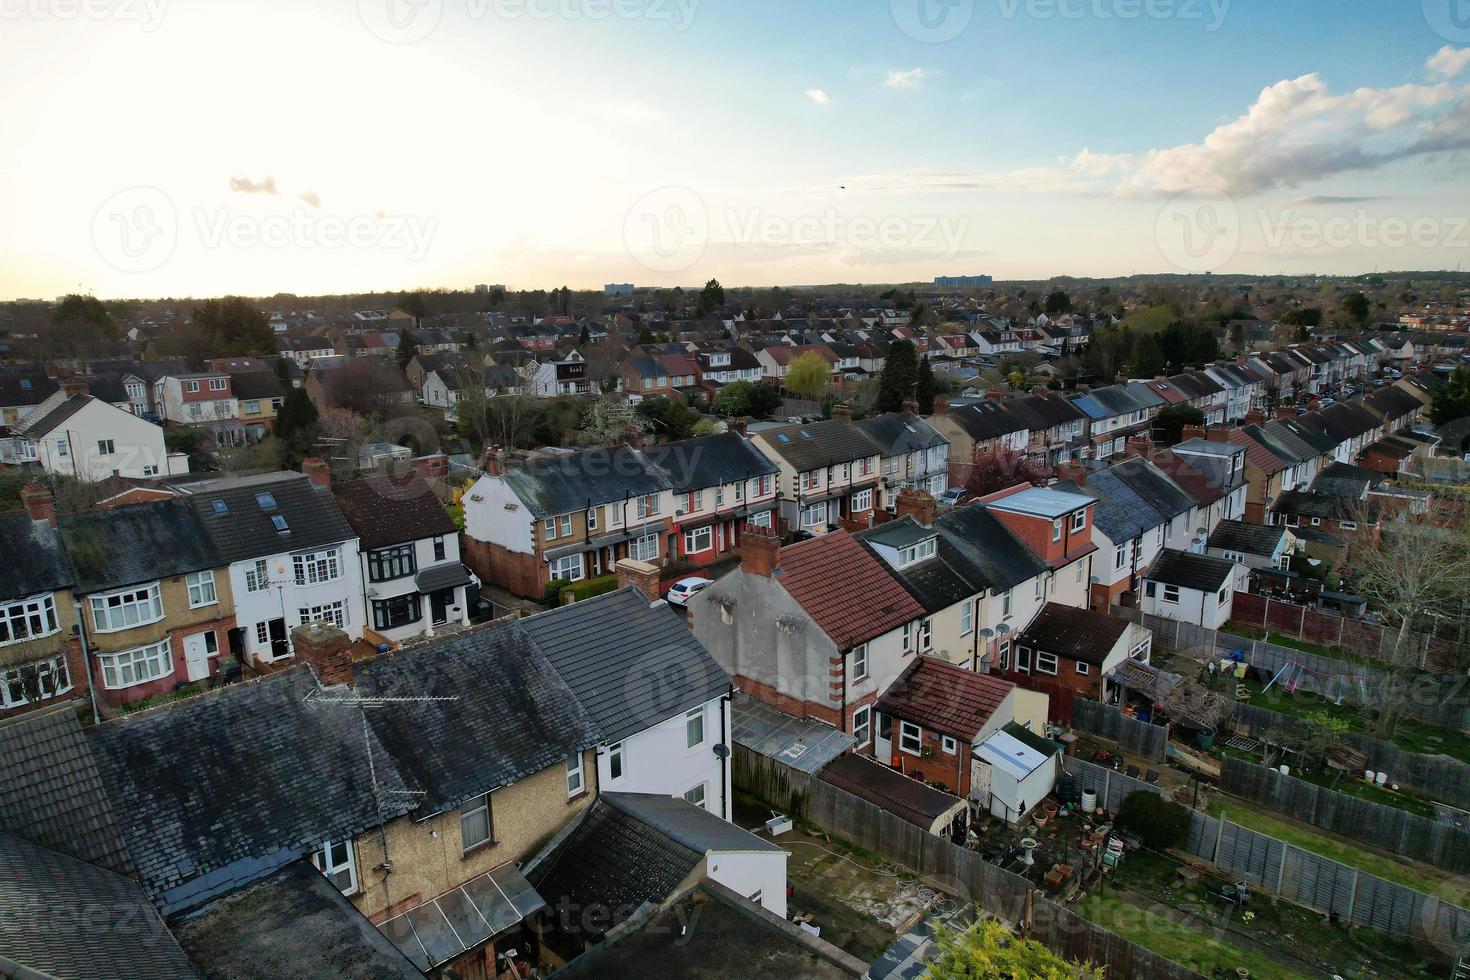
[1208,796,1470,904]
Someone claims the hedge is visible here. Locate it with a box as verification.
[560,573,621,603]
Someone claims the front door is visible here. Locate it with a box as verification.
[431,588,453,626]
[183,630,216,682]
[268,618,289,660]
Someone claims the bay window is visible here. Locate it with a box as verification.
[90,583,164,633]
[0,653,71,708]
[683,526,713,554]
[628,535,658,562]
[550,554,585,582]
[371,594,422,631]
[367,544,416,582]
[99,639,172,689]
[0,595,59,646]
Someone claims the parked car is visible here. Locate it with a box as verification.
[938,487,965,508]
[666,576,714,607]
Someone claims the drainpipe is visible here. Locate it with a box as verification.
[73,600,100,725]
[719,685,732,820]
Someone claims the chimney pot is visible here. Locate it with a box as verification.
[20,483,56,527]
[291,622,353,687]
[302,457,331,489]
[739,523,781,577]
[482,445,507,476]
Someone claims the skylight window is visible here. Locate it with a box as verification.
[211,499,228,514]
[256,492,278,510]
[270,514,289,532]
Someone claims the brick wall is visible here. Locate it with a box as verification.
[463,537,544,599]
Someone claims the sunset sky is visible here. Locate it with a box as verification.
[3,0,1469,298]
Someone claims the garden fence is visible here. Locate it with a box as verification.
[1071,700,1167,761]
[1231,592,1461,674]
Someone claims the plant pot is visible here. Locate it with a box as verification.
[1042,802,1059,819]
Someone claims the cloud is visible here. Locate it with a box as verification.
[229,176,278,196]
[1284,195,1383,206]
[297,190,321,208]
[884,68,928,89]
[805,88,831,106]
[1428,45,1470,81]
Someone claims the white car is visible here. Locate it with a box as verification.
[665,576,714,607]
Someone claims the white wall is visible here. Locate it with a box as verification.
[33,400,171,481]
[702,851,788,919]
[361,533,467,643]
[596,695,730,819]
[463,475,535,553]
[230,540,366,662]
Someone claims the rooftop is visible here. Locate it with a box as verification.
[984,485,1093,519]
[731,694,855,775]
[776,531,925,650]
[876,657,1015,742]
[817,754,965,830]
[1014,602,1133,666]
[1144,549,1237,592]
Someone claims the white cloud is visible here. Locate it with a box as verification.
[805,88,831,106]
[1428,45,1470,81]
[884,68,928,89]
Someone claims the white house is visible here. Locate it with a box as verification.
[1141,549,1242,630]
[523,582,733,818]
[183,469,365,664]
[9,382,183,481]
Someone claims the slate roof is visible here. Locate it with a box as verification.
[0,371,57,408]
[1054,468,1160,544]
[853,411,949,457]
[1272,489,1372,522]
[0,509,74,600]
[354,619,600,815]
[855,518,983,614]
[817,753,964,829]
[334,473,456,551]
[521,587,729,745]
[228,370,287,400]
[1005,392,1087,430]
[944,400,1028,442]
[1069,383,1163,420]
[0,706,132,875]
[756,418,880,471]
[500,445,672,519]
[1014,603,1131,666]
[186,471,356,562]
[88,669,415,914]
[1106,456,1196,519]
[1145,549,1236,592]
[59,498,222,593]
[933,503,1049,592]
[643,431,779,494]
[776,531,925,650]
[0,832,195,980]
[875,657,1015,741]
[1207,519,1287,557]
[173,860,424,980]
[13,392,92,437]
[1311,461,1381,498]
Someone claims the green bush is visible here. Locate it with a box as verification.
[562,573,621,603]
[542,577,572,603]
[1116,790,1190,850]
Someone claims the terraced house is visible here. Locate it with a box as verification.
[0,490,80,718]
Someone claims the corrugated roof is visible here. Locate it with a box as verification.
[818,754,964,830]
[731,695,854,774]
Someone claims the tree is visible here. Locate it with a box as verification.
[398,290,427,323]
[274,386,320,461]
[1429,367,1470,433]
[192,297,275,358]
[696,278,725,317]
[46,293,119,363]
[876,339,919,413]
[1342,510,1470,737]
[785,351,830,399]
[1044,289,1072,315]
[581,393,651,445]
[273,356,294,386]
[961,449,1050,500]
[714,381,782,419]
[915,356,937,415]
[926,920,1102,980]
[909,301,935,327]
[395,329,419,370]
[1116,790,1189,850]
[635,397,700,441]
[1341,291,1371,327]
[1287,710,1352,773]
[316,359,406,418]
[1128,333,1166,378]
[1153,404,1205,446]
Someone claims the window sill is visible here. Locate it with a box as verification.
[461,840,497,861]
[566,790,589,805]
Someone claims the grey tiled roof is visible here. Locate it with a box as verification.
[88,669,415,914]
[59,497,223,593]
[520,587,729,745]
[1145,549,1236,592]
[0,706,133,876]
[0,832,195,980]
[186,472,357,563]
[0,510,74,600]
[501,445,672,519]
[757,417,880,471]
[1207,519,1287,557]
[644,431,779,494]
[934,503,1049,592]
[603,793,782,854]
[13,393,91,437]
[1055,468,1162,543]
[354,618,601,814]
[853,411,949,456]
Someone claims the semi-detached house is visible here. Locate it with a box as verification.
[9,380,179,481]
[0,494,80,718]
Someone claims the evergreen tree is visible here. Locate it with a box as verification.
[876,339,919,414]
[395,330,419,370]
[915,356,937,414]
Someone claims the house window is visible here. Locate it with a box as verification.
[142,465,158,476]
[960,600,973,635]
[852,489,873,512]
[748,509,773,528]
[186,570,217,608]
[1036,651,1059,675]
[585,508,598,533]
[209,378,227,391]
[635,495,660,518]
[800,504,826,529]
[1052,519,1062,542]
[312,840,358,895]
[918,617,933,652]
[607,742,625,781]
[1071,511,1087,532]
[756,475,772,496]
[459,794,493,852]
[245,558,271,592]
[851,643,869,680]
[556,514,572,537]
[1115,547,1128,570]
[1162,584,1180,604]
[684,526,713,554]
[293,549,341,585]
[566,753,585,797]
[628,534,658,562]
[996,639,1010,670]
[0,653,72,708]
[1002,590,1013,619]
[543,518,557,541]
[90,584,164,633]
[432,535,447,561]
[298,601,346,630]
[1145,581,1157,598]
[1340,520,1357,531]
[97,439,115,455]
[852,705,871,746]
[99,639,173,689]
[185,380,200,393]
[683,782,707,810]
[1076,661,1090,675]
[550,554,584,582]
[898,538,937,566]
[372,594,422,631]
[941,735,958,755]
[898,720,923,755]
[685,706,706,748]
[1218,586,1230,605]
[242,400,261,414]
[0,595,59,646]
[685,491,704,512]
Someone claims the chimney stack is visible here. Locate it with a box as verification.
[831,402,854,422]
[740,523,781,577]
[1206,428,1231,443]
[727,417,748,437]
[1242,409,1266,427]
[20,483,56,527]
[1055,462,1088,487]
[619,428,646,450]
[615,558,662,603]
[1124,435,1155,461]
[895,488,937,526]
[931,396,949,416]
[291,622,353,688]
[302,457,331,490]
[900,398,919,415]
[1181,424,1208,443]
[482,445,507,476]
[62,377,89,398]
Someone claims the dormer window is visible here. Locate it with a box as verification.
[898,536,937,567]
[1071,510,1087,533]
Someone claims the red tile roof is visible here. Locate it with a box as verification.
[876,658,1016,742]
[777,531,923,650]
[1228,429,1287,474]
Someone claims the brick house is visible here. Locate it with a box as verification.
[0,489,84,719]
[1008,603,1152,706]
[749,413,885,534]
[643,431,780,565]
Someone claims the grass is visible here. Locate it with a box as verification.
[1208,796,1470,903]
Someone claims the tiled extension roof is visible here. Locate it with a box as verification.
[876,657,1015,742]
[1013,602,1130,667]
[777,530,924,650]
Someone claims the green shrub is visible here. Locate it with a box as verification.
[1116,790,1190,850]
[562,573,620,603]
[542,577,572,603]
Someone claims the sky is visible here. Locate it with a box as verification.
[2,0,1470,299]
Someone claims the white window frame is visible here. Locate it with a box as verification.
[459,794,492,853]
[0,652,72,708]
[748,509,773,529]
[1162,583,1180,604]
[800,504,826,529]
[1036,651,1059,675]
[98,638,173,689]
[97,439,115,455]
[683,526,713,554]
[312,840,358,895]
[90,583,164,633]
[186,570,218,608]
[1001,590,1013,620]
[685,706,706,748]
[607,741,625,782]
[898,720,923,756]
[566,753,585,797]
[941,735,958,755]
[628,534,658,562]
[298,600,346,630]
[1071,510,1087,532]
[960,599,973,635]
[918,617,933,652]
[244,558,271,593]
[683,782,707,810]
[851,643,869,681]
[1051,519,1062,542]
[293,549,341,586]
[851,488,873,512]
[1017,645,1032,674]
[852,705,871,746]
[586,508,598,532]
[0,595,59,647]
[1076,661,1090,675]
[550,554,585,582]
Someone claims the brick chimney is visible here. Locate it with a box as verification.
[1181,424,1207,443]
[900,399,919,415]
[292,622,353,688]
[20,483,55,527]
[1055,462,1088,487]
[1206,428,1231,443]
[62,377,90,398]
[482,445,507,476]
[619,428,646,450]
[1124,435,1155,461]
[727,417,748,436]
[1243,410,1266,427]
[740,523,781,577]
[831,402,853,422]
[1274,406,1296,421]
[302,457,330,489]
[615,558,662,603]
[895,488,937,526]
[931,396,949,416]
[1030,385,1049,396]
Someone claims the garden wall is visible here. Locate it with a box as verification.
[1071,700,1167,762]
